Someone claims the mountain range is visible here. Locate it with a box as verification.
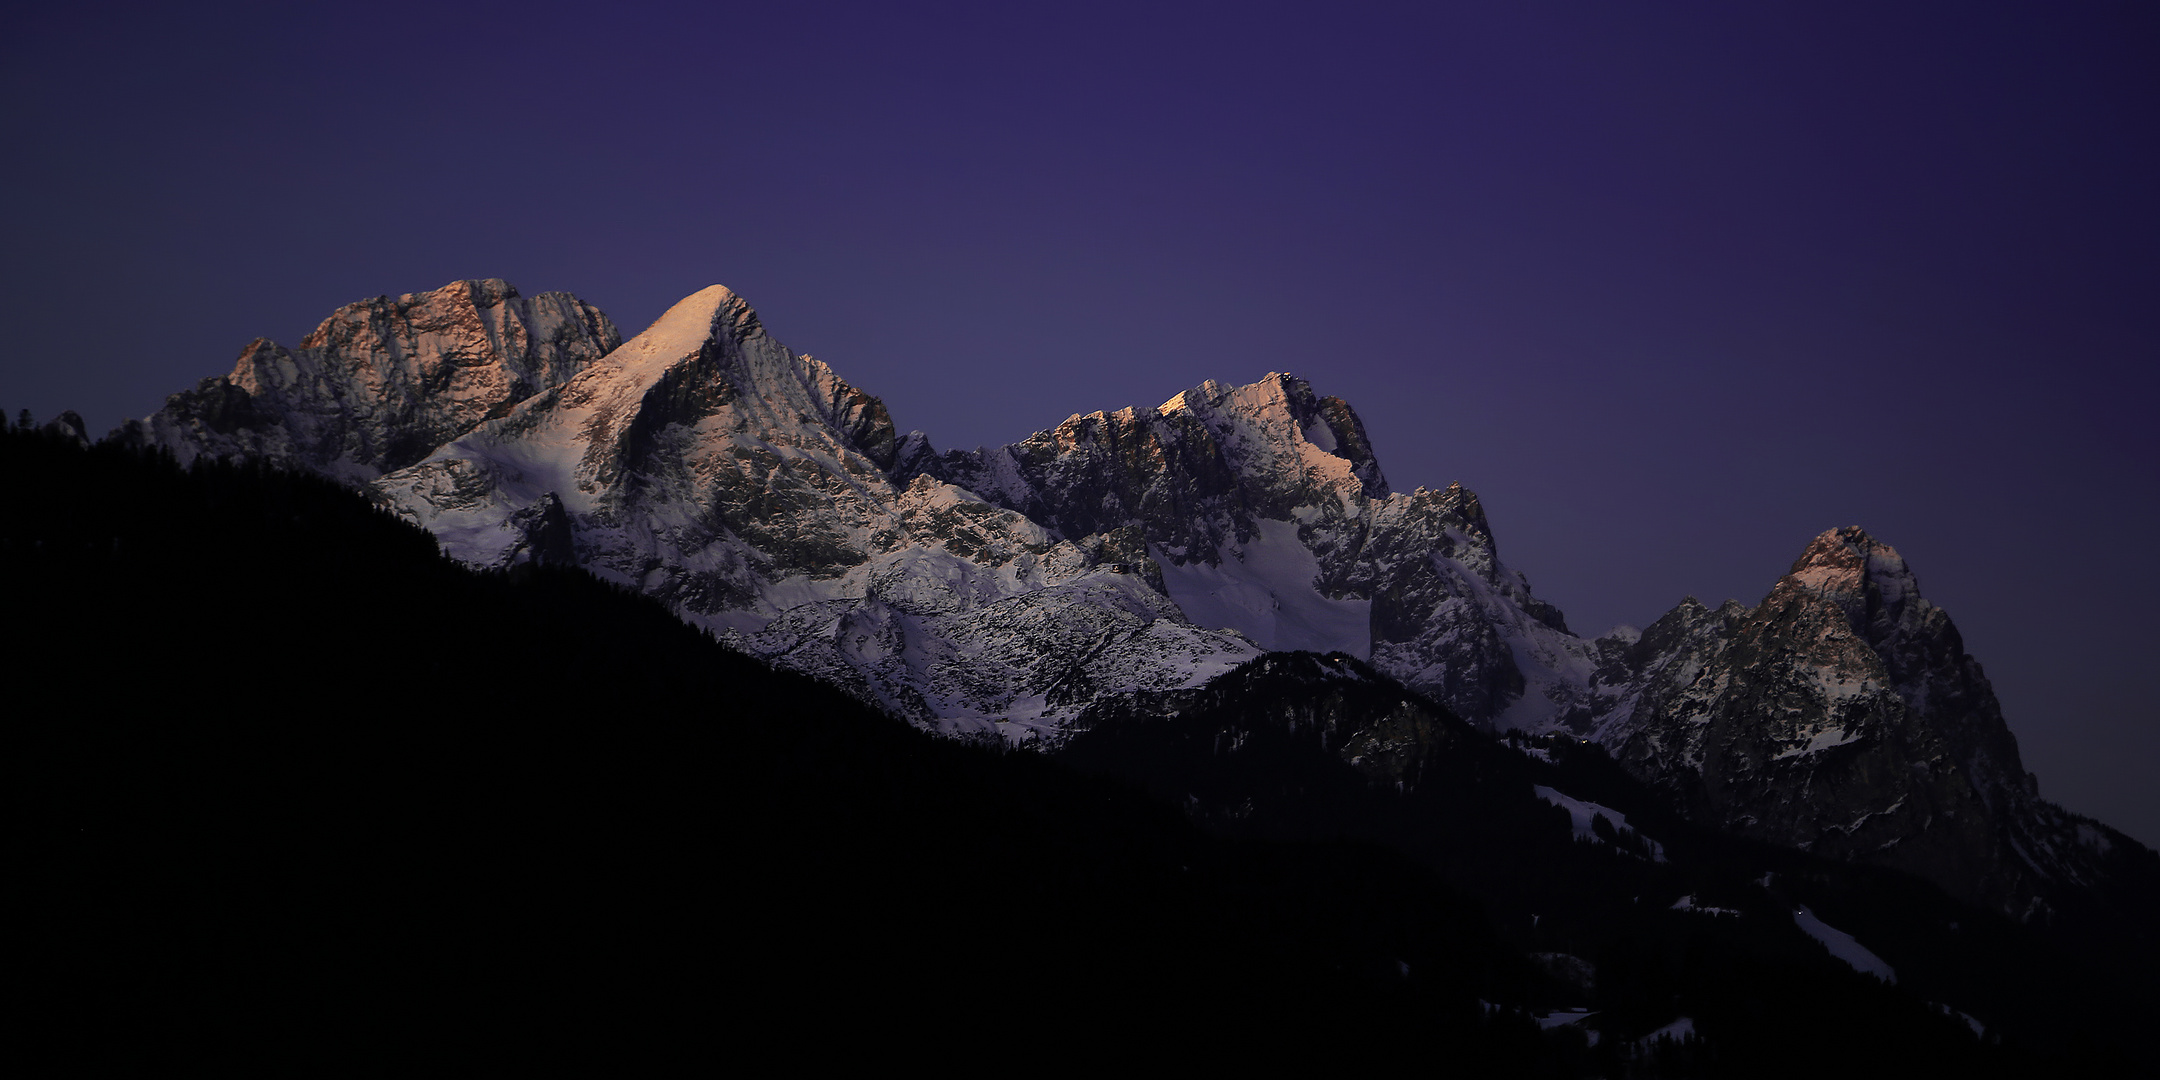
[113,278,2148,923]
[15,275,2158,1070]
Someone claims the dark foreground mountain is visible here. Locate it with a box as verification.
[9,424,2155,1075]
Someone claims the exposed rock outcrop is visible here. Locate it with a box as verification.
[1589,528,2119,912]
[116,279,619,481]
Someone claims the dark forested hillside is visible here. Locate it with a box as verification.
[6,423,2151,1075]
[1061,655,2159,1076]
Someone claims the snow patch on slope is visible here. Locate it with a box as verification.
[1155,519,1371,656]
[1639,1017,1695,1047]
[1671,895,1741,916]
[1534,785,1669,862]
[1792,904,1896,983]
[1775,726,1863,759]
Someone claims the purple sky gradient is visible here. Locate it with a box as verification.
[6,2,2154,844]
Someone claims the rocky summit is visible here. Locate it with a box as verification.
[123,278,2147,917]
[1581,527,2128,913]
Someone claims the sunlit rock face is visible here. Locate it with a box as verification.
[117,280,619,481]
[913,374,1386,566]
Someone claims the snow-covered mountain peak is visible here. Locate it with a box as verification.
[1151,372,1390,500]
[548,283,897,474]
[371,282,908,572]
[605,283,745,369]
[906,371,1385,562]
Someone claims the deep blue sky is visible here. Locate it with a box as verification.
[6,2,2154,844]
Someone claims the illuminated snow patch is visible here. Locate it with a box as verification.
[1671,895,1741,917]
[1534,785,1668,862]
[1775,726,1863,759]
[1792,904,1895,983]
[1930,1003,1984,1037]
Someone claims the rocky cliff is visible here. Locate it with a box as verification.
[118,279,619,481]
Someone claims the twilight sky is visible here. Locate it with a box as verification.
[5,2,2154,844]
